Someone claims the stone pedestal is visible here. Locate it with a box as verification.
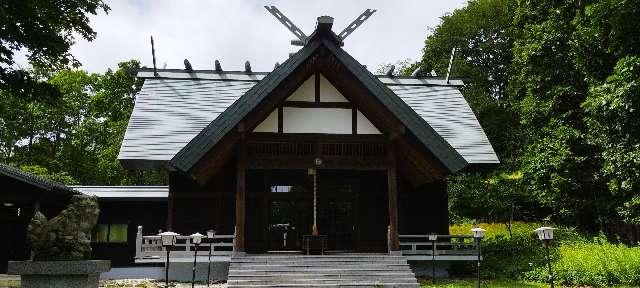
[8,260,110,288]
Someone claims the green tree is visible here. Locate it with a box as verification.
[0,0,109,94]
[1,60,165,186]
[583,56,640,224]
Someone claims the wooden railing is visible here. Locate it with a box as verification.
[398,234,480,261]
[135,226,235,259]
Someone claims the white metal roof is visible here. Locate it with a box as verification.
[71,186,168,200]
[119,71,498,169]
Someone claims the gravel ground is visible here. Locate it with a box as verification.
[100,279,227,288]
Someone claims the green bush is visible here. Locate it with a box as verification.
[449,222,584,279]
[524,235,640,286]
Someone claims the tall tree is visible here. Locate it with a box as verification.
[0,0,108,97]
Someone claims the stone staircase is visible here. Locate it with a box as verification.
[227,254,419,287]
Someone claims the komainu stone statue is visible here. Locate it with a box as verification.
[27,195,100,261]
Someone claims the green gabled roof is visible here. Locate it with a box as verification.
[170,30,467,174]
[169,40,322,172]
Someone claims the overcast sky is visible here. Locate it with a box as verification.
[48,1,467,73]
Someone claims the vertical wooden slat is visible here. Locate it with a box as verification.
[352,107,357,135]
[278,106,283,133]
[167,173,175,231]
[234,138,247,253]
[315,72,320,103]
[387,141,400,252]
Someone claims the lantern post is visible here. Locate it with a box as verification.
[471,227,486,288]
[159,231,179,288]
[206,229,216,287]
[190,233,204,288]
[535,227,556,288]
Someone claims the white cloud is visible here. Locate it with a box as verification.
[64,0,466,73]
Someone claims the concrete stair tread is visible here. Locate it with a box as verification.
[228,254,418,287]
[228,284,419,288]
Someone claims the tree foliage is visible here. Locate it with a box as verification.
[0,0,108,110]
[419,0,640,232]
[0,61,165,185]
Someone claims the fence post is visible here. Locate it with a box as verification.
[387,225,391,255]
[232,227,237,255]
[135,226,143,259]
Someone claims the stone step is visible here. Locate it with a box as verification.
[228,254,418,288]
[229,271,416,277]
[230,260,407,266]
[227,284,419,288]
[228,279,419,285]
[228,274,416,281]
[233,255,405,259]
[229,267,412,274]
[229,262,409,269]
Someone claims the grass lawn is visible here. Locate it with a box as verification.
[0,278,20,288]
[419,279,547,288]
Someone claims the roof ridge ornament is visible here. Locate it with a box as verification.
[337,9,377,41]
[183,59,193,72]
[214,60,222,73]
[264,6,308,46]
[264,6,376,47]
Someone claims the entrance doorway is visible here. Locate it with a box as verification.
[267,199,310,251]
[262,170,357,252]
[246,169,388,253]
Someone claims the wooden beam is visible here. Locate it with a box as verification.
[234,138,247,253]
[387,141,400,252]
[283,101,351,109]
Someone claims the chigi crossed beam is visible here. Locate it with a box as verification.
[265,6,377,46]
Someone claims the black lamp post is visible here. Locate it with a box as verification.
[159,231,179,288]
[190,232,204,288]
[206,229,216,287]
[428,233,438,284]
[535,227,556,288]
[471,227,486,288]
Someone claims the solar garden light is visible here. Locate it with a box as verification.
[534,227,556,288]
[206,229,216,287]
[471,227,486,288]
[190,232,204,288]
[159,231,179,288]
[428,233,438,284]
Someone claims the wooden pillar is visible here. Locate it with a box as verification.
[167,173,175,231]
[234,139,247,253]
[387,142,400,252]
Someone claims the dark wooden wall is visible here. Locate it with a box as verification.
[0,175,70,273]
[169,168,449,254]
[398,179,449,235]
[169,161,236,236]
[91,200,167,267]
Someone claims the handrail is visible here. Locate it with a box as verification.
[135,226,235,260]
[398,234,478,257]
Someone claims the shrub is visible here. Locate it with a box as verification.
[524,235,640,286]
[449,222,585,279]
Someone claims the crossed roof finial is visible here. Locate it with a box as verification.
[264,6,376,46]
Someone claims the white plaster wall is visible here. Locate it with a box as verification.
[253,110,278,132]
[357,110,381,134]
[283,107,352,134]
[286,76,315,102]
[320,74,348,102]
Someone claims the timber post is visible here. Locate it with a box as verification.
[234,136,247,254]
[386,140,400,253]
[135,226,143,259]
